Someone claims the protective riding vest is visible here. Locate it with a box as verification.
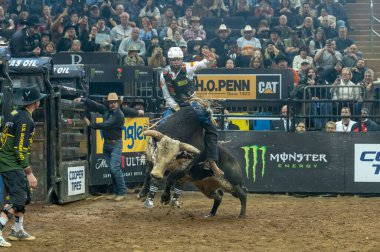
[163,65,195,104]
[0,109,35,172]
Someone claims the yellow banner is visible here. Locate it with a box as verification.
[195,74,257,99]
[95,117,149,154]
[230,113,250,131]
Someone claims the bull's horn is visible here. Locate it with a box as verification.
[142,130,164,140]
[179,142,200,154]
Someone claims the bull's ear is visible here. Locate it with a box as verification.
[179,142,200,154]
[142,130,165,141]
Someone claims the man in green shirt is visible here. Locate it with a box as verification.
[0,85,47,247]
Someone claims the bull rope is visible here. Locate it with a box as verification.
[145,96,226,130]
[146,113,175,130]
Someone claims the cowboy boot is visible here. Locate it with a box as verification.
[208,161,224,176]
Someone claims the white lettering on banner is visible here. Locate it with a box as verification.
[270,153,328,163]
[9,60,21,67]
[125,156,146,167]
[54,67,70,74]
[354,144,380,182]
[95,159,108,170]
[22,60,37,67]
[67,166,85,196]
[71,54,82,64]
[102,172,144,179]
[9,60,37,67]
[258,81,278,94]
[103,174,111,179]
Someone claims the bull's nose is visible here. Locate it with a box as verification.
[150,170,164,179]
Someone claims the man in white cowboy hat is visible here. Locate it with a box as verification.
[74,93,143,201]
[237,25,262,52]
[209,24,234,67]
[0,85,48,247]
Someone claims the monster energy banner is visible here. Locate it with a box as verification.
[220,131,380,193]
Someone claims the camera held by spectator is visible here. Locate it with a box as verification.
[148,45,166,68]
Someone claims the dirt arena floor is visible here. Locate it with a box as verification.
[4,192,380,252]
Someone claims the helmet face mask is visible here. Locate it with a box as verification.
[169,57,183,70]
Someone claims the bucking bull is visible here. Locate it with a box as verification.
[139,106,247,218]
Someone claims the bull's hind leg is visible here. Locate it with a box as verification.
[231,185,247,218]
[205,189,224,218]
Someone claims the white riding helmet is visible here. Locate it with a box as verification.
[168,47,183,59]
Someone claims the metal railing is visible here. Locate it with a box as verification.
[370,0,380,53]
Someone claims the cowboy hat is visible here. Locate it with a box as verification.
[191,16,200,22]
[241,25,255,35]
[215,24,231,35]
[127,45,140,52]
[13,85,48,106]
[106,93,122,104]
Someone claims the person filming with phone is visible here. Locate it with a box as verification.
[314,39,342,77]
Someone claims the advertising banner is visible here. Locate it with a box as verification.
[67,166,85,196]
[195,68,292,100]
[220,131,343,193]
[52,52,119,65]
[9,57,52,74]
[52,64,84,78]
[89,116,149,185]
[354,144,380,182]
[85,65,125,83]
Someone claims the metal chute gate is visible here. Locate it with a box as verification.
[8,58,89,204]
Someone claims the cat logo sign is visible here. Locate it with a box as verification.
[258,81,279,94]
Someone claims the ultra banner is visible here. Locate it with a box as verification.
[89,115,150,185]
[194,68,293,100]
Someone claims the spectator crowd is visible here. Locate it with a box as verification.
[0,0,378,131]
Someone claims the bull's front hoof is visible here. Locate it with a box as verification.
[204,213,215,218]
[137,191,148,202]
[237,214,246,219]
[161,193,171,205]
[144,198,154,208]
